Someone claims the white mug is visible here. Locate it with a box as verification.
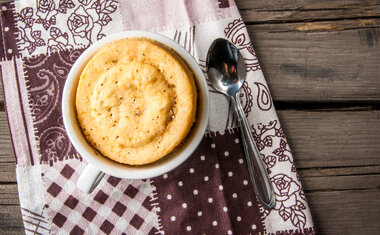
[62,31,209,193]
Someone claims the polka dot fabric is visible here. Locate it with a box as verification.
[152,129,265,233]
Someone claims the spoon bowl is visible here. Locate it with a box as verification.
[206,39,246,96]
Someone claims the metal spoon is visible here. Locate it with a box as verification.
[206,38,275,209]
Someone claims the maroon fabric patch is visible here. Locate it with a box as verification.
[148,227,159,235]
[107,176,121,187]
[100,220,114,234]
[124,185,139,198]
[112,202,127,217]
[52,212,67,228]
[94,190,109,204]
[70,225,85,235]
[60,164,75,179]
[0,2,20,60]
[47,182,62,197]
[218,0,230,8]
[130,214,144,229]
[142,195,153,210]
[64,195,79,209]
[82,207,97,222]
[22,49,86,166]
[152,129,265,234]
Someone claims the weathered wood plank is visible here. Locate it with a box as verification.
[248,19,380,102]
[303,174,380,191]
[279,110,380,168]
[300,165,380,177]
[2,169,379,204]
[0,184,19,205]
[0,183,379,235]
[307,189,380,234]
[0,162,16,183]
[236,0,380,23]
[0,112,15,164]
[1,22,380,103]
[1,109,379,171]
[1,165,379,196]
[0,205,24,234]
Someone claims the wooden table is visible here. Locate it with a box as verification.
[1,1,380,234]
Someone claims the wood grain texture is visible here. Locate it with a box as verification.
[236,0,380,23]
[1,186,379,235]
[300,165,380,177]
[0,162,16,183]
[248,19,380,102]
[0,184,19,205]
[0,112,15,164]
[0,14,380,104]
[0,205,24,234]
[1,110,379,170]
[0,109,379,234]
[278,110,380,168]
[308,189,380,234]
[0,179,379,234]
[303,174,380,191]
[1,164,378,195]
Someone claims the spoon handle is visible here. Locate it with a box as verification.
[232,93,276,209]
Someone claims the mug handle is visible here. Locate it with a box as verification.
[77,164,105,193]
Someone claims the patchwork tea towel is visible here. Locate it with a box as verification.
[0,0,315,234]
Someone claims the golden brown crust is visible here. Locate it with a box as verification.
[76,38,197,165]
